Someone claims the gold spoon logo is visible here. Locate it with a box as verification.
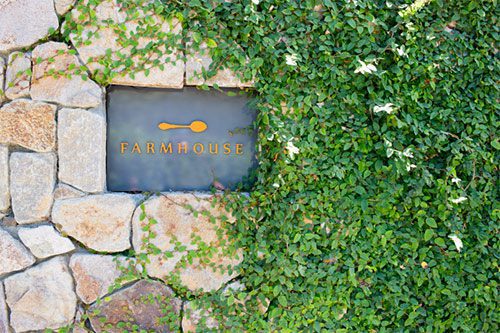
[158,120,208,133]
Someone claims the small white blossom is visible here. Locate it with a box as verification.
[285,53,299,66]
[354,60,377,74]
[396,45,407,57]
[448,234,463,252]
[286,140,300,159]
[272,183,280,188]
[373,103,396,114]
[451,177,461,184]
[450,196,467,204]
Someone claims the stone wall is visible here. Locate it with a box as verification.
[0,1,250,332]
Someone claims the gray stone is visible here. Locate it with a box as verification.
[58,107,106,193]
[0,282,9,333]
[0,0,59,53]
[132,194,242,292]
[31,42,102,108]
[89,280,181,333]
[55,0,76,16]
[53,183,86,200]
[18,224,75,259]
[0,99,57,152]
[0,145,9,212]
[68,0,184,88]
[4,257,77,332]
[52,194,136,252]
[0,227,35,276]
[70,253,137,304]
[5,52,31,99]
[10,152,56,224]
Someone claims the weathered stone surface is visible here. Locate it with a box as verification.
[182,301,219,333]
[18,224,75,259]
[186,43,253,88]
[1,216,16,228]
[4,257,77,332]
[0,282,9,332]
[0,145,9,212]
[31,42,102,108]
[70,253,136,304]
[0,0,59,53]
[132,194,242,292]
[0,58,5,104]
[89,280,181,333]
[0,99,56,152]
[54,183,85,200]
[55,0,76,16]
[0,227,35,276]
[68,0,184,88]
[5,52,31,99]
[10,152,56,224]
[52,194,137,252]
[58,107,106,193]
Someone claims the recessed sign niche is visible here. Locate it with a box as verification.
[107,86,257,191]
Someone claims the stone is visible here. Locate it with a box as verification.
[0,145,8,212]
[52,194,137,252]
[0,99,56,152]
[0,0,59,53]
[1,216,16,228]
[10,152,56,224]
[54,183,86,200]
[68,0,184,88]
[0,58,5,104]
[89,280,181,333]
[132,194,242,292]
[186,42,253,88]
[70,253,137,304]
[5,52,31,99]
[0,282,9,332]
[58,107,106,193]
[0,227,35,276]
[18,224,75,259]
[4,257,77,332]
[31,42,102,108]
[182,301,218,333]
[55,0,76,16]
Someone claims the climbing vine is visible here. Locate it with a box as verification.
[44,0,500,331]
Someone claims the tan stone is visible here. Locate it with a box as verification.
[58,107,106,193]
[70,253,137,304]
[132,194,242,292]
[0,282,9,332]
[10,152,56,224]
[54,183,86,200]
[0,99,56,152]
[0,0,59,53]
[89,280,181,333]
[0,145,8,212]
[18,224,75,259]
[0,227,35,276]
[4,257,77,332]
[55,0,76,16]
[52,194,137,252]
[5,52,31,99]
[31,42,102,108]
[186,42,253,88]
[68,0,184,88]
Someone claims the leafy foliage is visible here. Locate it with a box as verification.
[56,0,500,331]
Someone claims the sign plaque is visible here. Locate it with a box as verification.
[107,86,257,191]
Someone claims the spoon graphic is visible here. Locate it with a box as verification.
[158,120,208,133]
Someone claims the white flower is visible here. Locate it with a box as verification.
[272,183,280,188]
[451,177,461,184]
[285,53,299,66]
[354,60,377,74]
[396,45,407,57]
[448,234,463,252]
[252,0,260,4]
[450,196,467,204]
[286,140,300,159]
[373,103,395,114]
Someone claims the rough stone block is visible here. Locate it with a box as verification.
[5,52,31,100]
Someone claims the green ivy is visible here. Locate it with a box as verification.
[57,0,500,331]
